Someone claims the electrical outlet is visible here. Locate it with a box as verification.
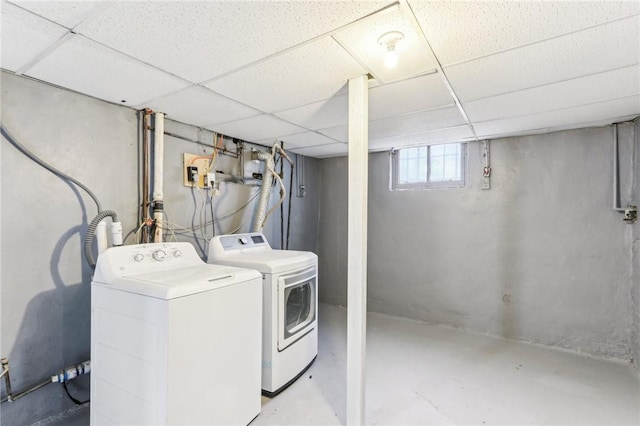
[207,172,216,187]
[187,166,198,182]
[481,176,491,190]
[624,205,637,223]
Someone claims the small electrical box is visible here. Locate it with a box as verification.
[183,153,211,188]
[624,205,637,223]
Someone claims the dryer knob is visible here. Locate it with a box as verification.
[152,250,167,261]
[173,250,182,258]
[133,253,145,262]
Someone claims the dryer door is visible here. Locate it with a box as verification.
[277,266,316,351]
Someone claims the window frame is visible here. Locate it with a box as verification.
[390,142,467,191]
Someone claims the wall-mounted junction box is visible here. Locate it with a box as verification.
[183,153,212,188]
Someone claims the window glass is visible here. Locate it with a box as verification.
[392,143,465,190]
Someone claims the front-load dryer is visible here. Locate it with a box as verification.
[208,233,318,397]
[91,242,262,425]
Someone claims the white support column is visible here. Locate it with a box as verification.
[347,74,368,426]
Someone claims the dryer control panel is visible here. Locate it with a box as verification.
[216,233,271,251]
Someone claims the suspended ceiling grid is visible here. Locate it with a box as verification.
[1,0,638,158]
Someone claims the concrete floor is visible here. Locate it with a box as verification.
[43,303,639,425]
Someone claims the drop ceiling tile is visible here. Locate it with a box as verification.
[76,1,388,83]
[0,1,68,72]
[205,37,366,113]
[257,131,339,150]
[9,0,109,29]
[410,0,640,66]
[143,85,260,127]
[333,4,437,83]
[548,115,639,133]
[25,35,189,106]
[474,96,640,138]
[464,66,640,122]
[318,125,348,143]
[369,73,454,121]
[289,143,348,158]
[368,126,474,152]
[274,95,348,130]
[445,16,640,102]
[369,106,467,140]
[205,114,306,143]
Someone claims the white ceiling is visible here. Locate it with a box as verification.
[1,0,639,158]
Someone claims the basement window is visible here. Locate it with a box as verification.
[391,143,466,190]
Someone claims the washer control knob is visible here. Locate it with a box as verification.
[239,236,248,245]
[133,253,145,262]
[152,250,167,261]
[173,250,182,258]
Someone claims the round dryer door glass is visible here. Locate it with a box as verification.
[279,267,316,347]
[285,284,312,337]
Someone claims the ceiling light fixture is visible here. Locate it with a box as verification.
[378,31,404,68]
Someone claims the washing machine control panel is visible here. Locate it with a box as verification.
[115,243,191,265]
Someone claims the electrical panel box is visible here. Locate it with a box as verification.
[183,153,212,188]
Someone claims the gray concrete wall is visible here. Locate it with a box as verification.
[0,72,320,424]
[318,124,637,360]
[1,72,138,424]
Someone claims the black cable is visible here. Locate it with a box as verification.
[62,382,89,405]
[209,192,216,237]
[123,226,137,244]
[280,147,285,249]
[286,156,294,250]
[190,187,205,257]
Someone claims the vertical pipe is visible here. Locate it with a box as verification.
[153,112,165,243]
[142,109,151,243]
[613,123,623,211]
[347,75,368,426]
[280,143,285,248]
[96,221,108,253]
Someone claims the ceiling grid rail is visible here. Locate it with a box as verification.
[403,0,480,143]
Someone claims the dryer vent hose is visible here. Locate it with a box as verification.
[85,210,121,268]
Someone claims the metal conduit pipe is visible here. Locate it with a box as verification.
[1,358,13,401]
[613,123,625,212]
[612,123,638,223]
[1,358,90,404]
[1,379,51,404]
[1,356,51,404]
[142,109,152,243]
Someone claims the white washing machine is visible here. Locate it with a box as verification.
[91,242,262,425]
[208,233,318,397]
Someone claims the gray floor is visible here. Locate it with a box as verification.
[43,303,639,425]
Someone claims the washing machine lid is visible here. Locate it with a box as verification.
[209,250,317,274]
[95,264,261,300]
